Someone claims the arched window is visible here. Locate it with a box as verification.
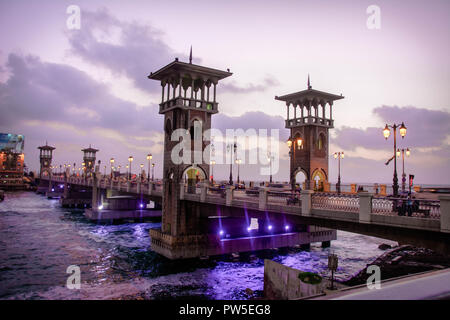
[190,119,202,141]
[318,133,326,150]
[165,119,172,137]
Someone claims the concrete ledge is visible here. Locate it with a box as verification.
[85,208,161,221]
[370,214,440,232]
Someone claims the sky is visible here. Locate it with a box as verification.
[0,0,449,184]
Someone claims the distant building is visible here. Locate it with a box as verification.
[0,133,25,190]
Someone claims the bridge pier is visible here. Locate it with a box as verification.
[440,195,450,233]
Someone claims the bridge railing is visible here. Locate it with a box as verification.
[372,197,440,219]
[311,193,360,213]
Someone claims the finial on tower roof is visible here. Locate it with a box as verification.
[307,74,312,90]
[45,140,48,146]
[189,46,192,64]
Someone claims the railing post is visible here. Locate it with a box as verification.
[439,195,450,233]
[200,182,207,202]
[259,187,268,211]
[180,181,185,200]
[226,185,234,206]
[301,190,313,216]
[148,181,153,196]
[359,192,373,223]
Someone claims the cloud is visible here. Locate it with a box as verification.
[0,53,160,134]
[333,105,450,151]
[66,8,185,94]
[220,76,279,94]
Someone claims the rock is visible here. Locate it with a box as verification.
[245,288,254,296]
[391,256,403,265]
[378,244,392,250]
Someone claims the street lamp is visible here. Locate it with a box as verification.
[235,159,242,184]
[333,152,344,194]
[227,142,237,185]
[128,156,133,180]
[267,153,273,184]
[383,122,407,196]
[146,154,152,181]
[397,148,411,192]
[140,163,144,181]
[210,160,216,183]
[151,163,155,181]
[110,158,114,178]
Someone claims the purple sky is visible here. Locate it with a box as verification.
[0,0,449,184]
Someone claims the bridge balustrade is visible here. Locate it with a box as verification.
[372,197,440,219]
[311,193,360,213]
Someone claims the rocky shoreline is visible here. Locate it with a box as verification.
[342,244,450,287]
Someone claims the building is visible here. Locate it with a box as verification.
[0,133,25,190]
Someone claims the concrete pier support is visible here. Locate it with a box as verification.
[439,195,450,233]
[259,187,268,211]
[226,186,234,206]
[359,192,372,223]
[301,190,313,216]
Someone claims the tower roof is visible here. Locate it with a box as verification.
[275,88,344,104]
[148,59,232,82]
[37,142,55,150]
[81,146,99,153]
[275,76,344,105]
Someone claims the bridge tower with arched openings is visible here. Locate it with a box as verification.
[81,145,99,178]
[38,142,55,179]
[148,53,232,242]
[275,76,344,191]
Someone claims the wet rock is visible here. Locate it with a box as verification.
[245,288,254,296]
[378,244,392,250]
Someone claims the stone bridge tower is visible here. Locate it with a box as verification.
[148,54,231,257]
[82,145,98,178]
[275,77,344,191]
[38,142,55,179]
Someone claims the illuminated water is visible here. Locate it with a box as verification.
[0,191,396,300]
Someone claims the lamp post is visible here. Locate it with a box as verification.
[287,137,303,190]
[236,159,242,184]
[267,153,273,184]
[210,160,216,184]
[397,148,410,192]
[333,152,344,194]
[383,122,407,197]
[117,165,121,175]
[227,142,237,185]
[139,164,144,181]
[128,156,133,180]
[146,154,152,181]
[110,158,114,178]
[151,163,155,181]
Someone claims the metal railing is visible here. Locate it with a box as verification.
[311,193,360,213]
[372,197,440,219]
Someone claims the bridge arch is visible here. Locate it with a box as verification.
[311,168,327,191]
[292,167,308,190]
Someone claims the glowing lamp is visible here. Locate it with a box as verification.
[406,148,410,157]
[399,122,407,138]
[383,124,390,139]
[287,139,292,148]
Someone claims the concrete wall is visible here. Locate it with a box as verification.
[264,259,325,299]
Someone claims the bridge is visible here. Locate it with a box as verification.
[35,55,450,259]
[39,172,450,257]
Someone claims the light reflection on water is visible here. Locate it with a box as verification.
[0,191,396,300]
